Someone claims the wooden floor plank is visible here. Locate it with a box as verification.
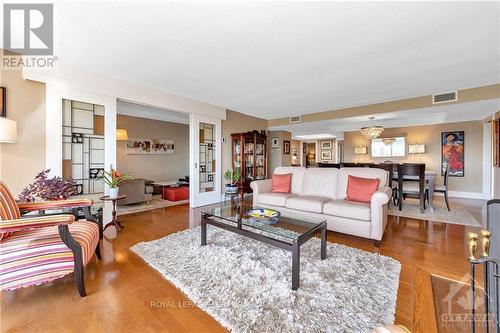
[1,199,482,332]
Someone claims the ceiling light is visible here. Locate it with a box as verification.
[360,117,384,139]
[295,134,336,140]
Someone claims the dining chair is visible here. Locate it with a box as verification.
[0,181,101,297]
[429,166,450,211]
[370,163,398,205]
[397,163,427,214]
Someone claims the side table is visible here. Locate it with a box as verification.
[100,195,127,234]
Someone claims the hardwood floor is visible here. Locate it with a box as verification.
[1,199,485,332]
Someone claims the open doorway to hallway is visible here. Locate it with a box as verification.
[114,100,190,215]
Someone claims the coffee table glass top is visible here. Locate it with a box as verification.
[202,202,326,243]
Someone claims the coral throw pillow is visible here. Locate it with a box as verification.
[271,173,292,193]
[346,175,380,203]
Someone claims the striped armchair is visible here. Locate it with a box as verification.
[0,181,100,297]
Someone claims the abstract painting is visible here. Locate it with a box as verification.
[441,131,464,177]
[127,138,174,155]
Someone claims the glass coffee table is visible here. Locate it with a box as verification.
[201,203,327,290]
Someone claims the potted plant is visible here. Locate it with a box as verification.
[18,169,78,202]
[101,169,134,198]
[224,168,241,194]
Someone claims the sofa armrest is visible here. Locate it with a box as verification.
[250,179,272,195]
[370,186,392,241]
[371,186,392,207]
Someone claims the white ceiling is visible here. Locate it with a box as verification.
[269,98,500,139]
[48,2,499,120]
[117,100,189,124]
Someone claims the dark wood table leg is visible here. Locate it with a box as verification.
[201,215,207,246]
[321,223,327,260]
[103,199,124,233]
[292,241,300,290]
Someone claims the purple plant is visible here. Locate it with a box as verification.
[18,169,78,202]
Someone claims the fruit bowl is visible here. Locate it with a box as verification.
[246,208,281,225]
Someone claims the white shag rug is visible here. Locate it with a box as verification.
[388,198,481,227]
[131,226,401,333]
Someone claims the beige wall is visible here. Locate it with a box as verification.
[221,110,267,187]
[0,68,46,196]
[493,112,500,199]
[343,121,484,193]
[116,115,189,182]
[316,139,337,163]
[267,130,292,175]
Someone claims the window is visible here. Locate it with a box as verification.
[371,137,406,157]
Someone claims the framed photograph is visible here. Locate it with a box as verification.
[321,141,332,149]
[441,131,464,177]
[0,87,5,117]
[127,138,174,155]
[283,140,291,154]
[271,137,279,148]
[321,150,332,160]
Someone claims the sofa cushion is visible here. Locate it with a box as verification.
[346,175,380,203]
[336,168,388,200]
[273,167,306,194]
[323,200,371,221]
[257,192,296,207]
[271,173,292,193]
[301,168,338,199]
[285,195,331,213]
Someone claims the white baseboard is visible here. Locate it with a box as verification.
[436,191,487,200]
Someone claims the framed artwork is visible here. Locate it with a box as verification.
[127,138,174,155]
[493,119,499,167]
[283,140,291,154]
[441,131,464,177]
[292,148,299,157]
[321,150,332,160]
[272,137,279,148]
[321,141,332,149]
[0,87,5,117]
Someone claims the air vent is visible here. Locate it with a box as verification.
[290,115,301,124]
[432,91,457,104]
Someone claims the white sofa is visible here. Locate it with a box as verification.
[250,167,392,246]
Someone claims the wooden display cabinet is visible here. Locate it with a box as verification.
[231,130,267,193]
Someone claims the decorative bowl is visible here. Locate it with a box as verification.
[246,208,281,225]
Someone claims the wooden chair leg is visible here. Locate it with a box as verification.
[444,191,451,211]
[95,242,102,260]
[58,225,87,297]
[419,193,425,214]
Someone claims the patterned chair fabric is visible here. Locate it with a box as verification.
[1,222,99,290]
[0,180,100,294]
[0,181,21,240]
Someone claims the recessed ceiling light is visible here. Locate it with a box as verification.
[295,134,336,140]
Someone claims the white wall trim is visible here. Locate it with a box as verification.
[483,122,493,199]
[438,191,487,200]
[24,68,226,120]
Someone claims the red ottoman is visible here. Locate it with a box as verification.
[164,186,189,201]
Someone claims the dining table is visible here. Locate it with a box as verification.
[392,170,438,213]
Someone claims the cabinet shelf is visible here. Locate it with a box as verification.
[231,130,267,194]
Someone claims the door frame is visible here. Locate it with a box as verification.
[189,114,222,207]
